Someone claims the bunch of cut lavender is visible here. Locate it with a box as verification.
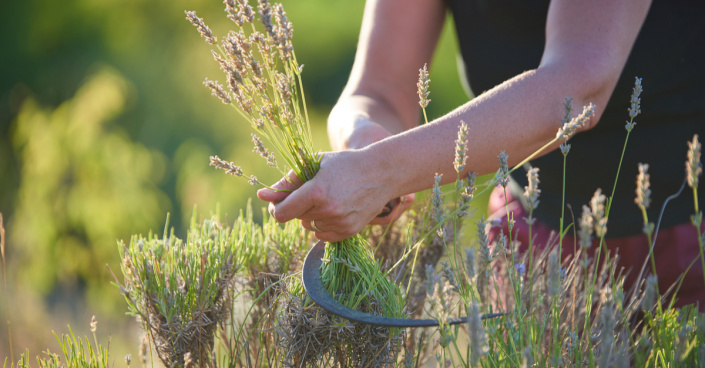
[187,0,405,362]
[187,0,318,185]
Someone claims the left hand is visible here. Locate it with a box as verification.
[256,150,412,242]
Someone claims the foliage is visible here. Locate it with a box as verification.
[5,326,109,368]
[8,67,168,305]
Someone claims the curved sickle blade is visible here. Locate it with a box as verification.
[302,240,506,328]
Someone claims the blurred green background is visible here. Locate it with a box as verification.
[0,0,471,362]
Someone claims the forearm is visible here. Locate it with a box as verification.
[328,0,445,151]
[361,65,611,199]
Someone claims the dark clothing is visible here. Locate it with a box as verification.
[488,186,705,311]
[445,0,705,238]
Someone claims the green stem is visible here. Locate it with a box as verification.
[509,137,559,176]
[694,187,700,214]
[694,186,705,288]
[527,206,534,311]
[559,147,567,255]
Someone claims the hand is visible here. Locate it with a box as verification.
[257,150,412,242]
[331,117,396,151]
[330,118,416,225]
[369,194,415,225]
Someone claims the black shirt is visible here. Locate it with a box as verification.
[445,0,705,237]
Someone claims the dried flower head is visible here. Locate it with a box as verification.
[224,0,239,24]
[476,216,491,299]
[641,274,658,311]
[465,247,476,280]
[476,215,489,250]
[432,173,445,237]
[211,50,235,76]
[496,150,509,187]
[417,63,431,109]
[524,166,540,211]
[257,0,274,36]
[251,133,276,167]
[226,0,255,26]
[492,230,507,261]
[635,163,651,210]
[425,264,439,297]
[467,302,488,366]
[434,280,454,348]
[561,97,573,126]
[185,11,217,44]
[210,155,244,176]
[597,288,617,368]
[272,3,293,60]
[626,77,642,131]
[591,188,608,238]
[203,78,231,104]
[628,77,643,120]
[547,249,561,299]
[139,335,149,364]
[579,205,593,250]
[273,73,291,103]
[440,261,458,291]
[457,171,477,218]
[90,315,98,333]
[454,120,468,173]
[223,30,250,74]
[556,103,595,141]
[687,134,702,189]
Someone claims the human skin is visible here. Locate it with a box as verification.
[257,0,652,242]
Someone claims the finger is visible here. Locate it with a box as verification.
[257,170,303,203]
[376,198,401,218]
[269,182,318,223]
[300,218,313,232]
[300,218,324,232]
[369,193,415,225]
[314,230,356,243]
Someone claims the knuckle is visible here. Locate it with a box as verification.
[271,207,288,223]
[308,185,327,203]
[337,216,354,230]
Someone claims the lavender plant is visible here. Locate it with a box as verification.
[4,320,110,368]
[408,77,705,368]
[113,214,240,368]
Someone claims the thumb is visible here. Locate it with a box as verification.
[257,170,303,203]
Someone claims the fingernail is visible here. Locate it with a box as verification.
[268,203,275,217]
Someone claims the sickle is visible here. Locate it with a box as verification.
[302,240,507,327]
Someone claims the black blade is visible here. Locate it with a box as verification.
[302,240,506,328]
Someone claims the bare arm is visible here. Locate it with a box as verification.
[259,0,652,242]
[327,0,446,151]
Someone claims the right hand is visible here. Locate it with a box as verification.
[258,149,398,242]
[330,118,416,225]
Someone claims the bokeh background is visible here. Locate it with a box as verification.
[0,0,472,362]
